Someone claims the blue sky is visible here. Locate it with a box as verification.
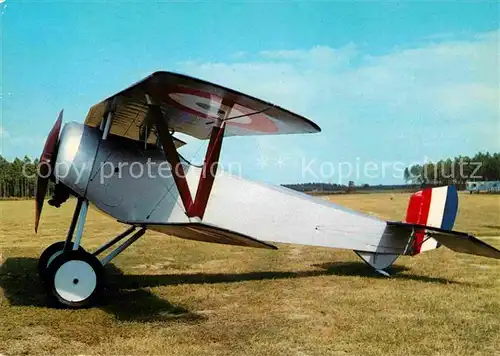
[1,1,499,184]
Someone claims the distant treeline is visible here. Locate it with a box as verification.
[0,151,498,198]
[403,152,500,186]
[282,182,420,193]
[283,182,347,192]
[0,155,55,199]
[284,152,500,193]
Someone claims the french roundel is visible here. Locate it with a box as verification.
[167,88,278,133]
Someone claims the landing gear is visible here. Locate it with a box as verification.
[37,241,84,282]
[37,197,147,308]
[36,108,149,308]
[46,250,104,308]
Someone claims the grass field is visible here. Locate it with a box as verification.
[1,193,499,355]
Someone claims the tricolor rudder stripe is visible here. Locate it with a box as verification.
[405,186,458,254]
[440,186,459,230]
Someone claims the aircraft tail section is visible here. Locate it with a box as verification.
[405,185,458,255]
[387,221,500,260]
[387,184,500,260]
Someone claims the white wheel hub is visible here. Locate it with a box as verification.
[54,260,97,302]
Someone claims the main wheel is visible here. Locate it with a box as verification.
[38,241,84,283]
[45,250,104,308]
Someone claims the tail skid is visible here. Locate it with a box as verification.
[354,250,400,273]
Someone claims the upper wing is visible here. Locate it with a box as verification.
[84,71,321,140]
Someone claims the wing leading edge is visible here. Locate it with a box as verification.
[84,71,321,142]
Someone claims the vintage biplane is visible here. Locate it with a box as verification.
[35,71,500,308]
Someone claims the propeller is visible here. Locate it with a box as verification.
[35,110,63,233]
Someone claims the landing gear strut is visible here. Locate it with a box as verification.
[37,197,146,308]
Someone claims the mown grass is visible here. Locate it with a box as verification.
[0,193,499,355]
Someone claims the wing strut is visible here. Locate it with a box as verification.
[191,118,226,218]
[146,94,227,219]
[148,96,194,214]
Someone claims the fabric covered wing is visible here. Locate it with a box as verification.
[124,222,277,250]
[84,71,320,140]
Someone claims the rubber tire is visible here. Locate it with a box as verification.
[45,250,104,309]
[38,241,84,283]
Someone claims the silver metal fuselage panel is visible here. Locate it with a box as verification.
[202,174,408,253]
[55,122,190,224]
[55,122,408,254]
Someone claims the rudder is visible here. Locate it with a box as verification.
[405,185,458,254]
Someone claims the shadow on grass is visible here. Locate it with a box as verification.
[107,261,461,289]
[0,257,202,323]
[0,257,464,321]
[482,224,500,230]
[313,262,461,284]
[101,288,202,323]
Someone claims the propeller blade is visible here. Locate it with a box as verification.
[34,177,48,233]
[35,110,63,232]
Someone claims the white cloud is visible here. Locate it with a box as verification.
[175,30,499,183]
[0,126,8,156]
[260,44,357,67]
[0,125,10,141]
[0,125,45,158]
[229,51,248,60]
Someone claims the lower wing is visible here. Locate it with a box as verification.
[121,221,277,250]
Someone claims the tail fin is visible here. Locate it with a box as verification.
[405,186,458,254]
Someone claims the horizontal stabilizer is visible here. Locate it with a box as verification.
[388,221,500,259]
